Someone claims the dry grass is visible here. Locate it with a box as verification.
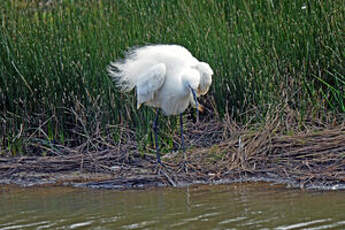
[1,108,344,189]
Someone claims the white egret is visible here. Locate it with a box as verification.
[107,44,213,167]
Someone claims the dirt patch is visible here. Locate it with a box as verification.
[1,118,345,190]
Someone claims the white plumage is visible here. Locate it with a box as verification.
[107,44,214,168]
[107,44,213,116]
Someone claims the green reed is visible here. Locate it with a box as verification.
[0,0,344,155]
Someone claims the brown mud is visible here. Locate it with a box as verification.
[1,119,345,190]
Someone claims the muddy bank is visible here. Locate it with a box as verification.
[1,156,344,190]
[1,120,345,190]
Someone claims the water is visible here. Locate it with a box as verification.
[0,183,344,230]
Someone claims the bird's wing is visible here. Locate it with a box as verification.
[136,63,166,109]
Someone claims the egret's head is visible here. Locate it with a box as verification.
[193,62,213,95]
[195,62,213,76]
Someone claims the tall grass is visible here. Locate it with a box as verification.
[0,0,344,155]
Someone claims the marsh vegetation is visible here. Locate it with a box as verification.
[0,1,344,188]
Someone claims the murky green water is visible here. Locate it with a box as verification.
[0,183,344,230]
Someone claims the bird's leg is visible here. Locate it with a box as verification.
[153,110,177,187]
[189,86,199,123]
[180,113,186,158]
[180,113,188,173]
[153,109,161,165]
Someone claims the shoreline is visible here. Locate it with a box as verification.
[1,122,344,191]
[1,165,344,191]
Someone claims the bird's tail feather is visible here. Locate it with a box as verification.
[107,61,136,92]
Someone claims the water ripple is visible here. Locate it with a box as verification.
[304,220,345,230]
[70,220,94,229]
[218,216,248,225]
[275,219,331,230]
[121,220,157,229]
[0,221,50,230]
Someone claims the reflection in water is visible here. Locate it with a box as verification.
[0,183,344,229]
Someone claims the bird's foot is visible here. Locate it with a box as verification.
[177,160,194,174]
[153,160,165,174]
[154,158,174,171]
[154,160,177,187]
